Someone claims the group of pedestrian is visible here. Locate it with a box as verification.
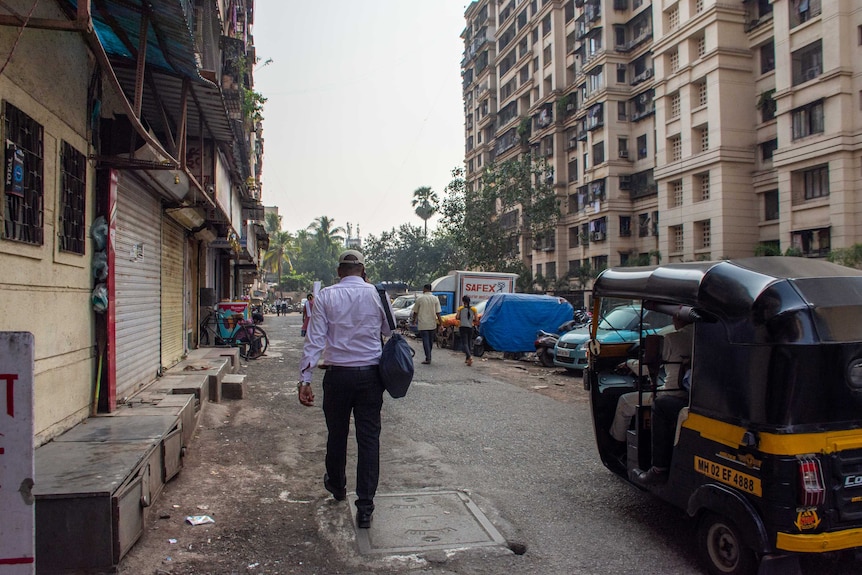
[294,249,483,530]
[273,298,290,316]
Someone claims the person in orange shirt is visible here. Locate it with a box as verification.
[455,296,479,366]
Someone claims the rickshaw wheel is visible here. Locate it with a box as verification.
[698,512,757,575]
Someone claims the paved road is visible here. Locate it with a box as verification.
[119,312,859,575]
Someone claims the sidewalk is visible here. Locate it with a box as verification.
[116,312,375,574]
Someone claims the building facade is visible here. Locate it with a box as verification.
[0,0,267,443]
[462,0,861,288]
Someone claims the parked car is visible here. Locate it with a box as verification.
[553,304,673,371]
[391,293,419,328]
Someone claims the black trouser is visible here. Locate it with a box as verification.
[322,367,384,511]
[459,326,474,359]
[651,394,687,469]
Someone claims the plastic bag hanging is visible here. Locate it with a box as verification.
[91,283,108,313]
[92,250,108,281]
[90,215,108,251]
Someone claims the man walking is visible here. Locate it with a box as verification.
[411,283,441,364]
[297,250,392,529]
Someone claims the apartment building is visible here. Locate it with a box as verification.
[462,0,862,287]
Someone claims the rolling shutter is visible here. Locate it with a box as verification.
[114,175,162,398]
[161,217,185,369]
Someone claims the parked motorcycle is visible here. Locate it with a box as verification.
[534,310,590,367]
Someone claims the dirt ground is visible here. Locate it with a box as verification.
[117,324,584,575]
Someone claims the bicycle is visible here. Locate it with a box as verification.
[199,308,269,359]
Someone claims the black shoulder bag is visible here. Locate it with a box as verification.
[377,289,414,398]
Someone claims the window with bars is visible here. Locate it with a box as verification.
[669,135,682,161]
[698,125,709,152]
[667,6,679,31]
[696,219,711,249]
[698,172,710,201]
[697,81,708,107]
[671,225,684,253]
[791,40,822,85]
[790,0,821,28]
[791,100,824,140]
[669,92,681,118]
[802,164,829,200]
[670,180,683,207]
[669,49,679,73]
[695,35,706,59]
[59,141,86,254]
[3,102,44,245]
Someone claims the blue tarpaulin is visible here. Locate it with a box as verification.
[479,293,574,352]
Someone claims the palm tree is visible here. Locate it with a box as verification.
[411,186,439,237]
[263,229,295,300]
[264,211,282,235]
[307,216,345,260]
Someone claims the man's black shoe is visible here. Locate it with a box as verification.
[356,509,373,529]
[323,473,346,501]
[635,466,668,486]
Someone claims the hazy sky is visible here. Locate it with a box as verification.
[252,1,468,241]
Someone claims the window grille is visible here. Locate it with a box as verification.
[3,102,44,245]
[59,141,86,254]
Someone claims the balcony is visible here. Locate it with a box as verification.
[630,68,653,86]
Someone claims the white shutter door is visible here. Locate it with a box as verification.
[161,217,185,369]
[115,176,162,399]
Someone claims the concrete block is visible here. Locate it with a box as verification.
[151,374,208,411]
[166,358,230,403]
[202,347,240,373]
[221,374,247,400]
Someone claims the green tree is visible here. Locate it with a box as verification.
[439,155,560,275]
[308,216,344,259]
[363,224,455,287]
[263,228,295,300]
[411,186,439,238]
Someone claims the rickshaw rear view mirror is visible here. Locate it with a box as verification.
[846,358,862,390]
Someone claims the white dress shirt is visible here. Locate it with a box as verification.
[299,275,393,382]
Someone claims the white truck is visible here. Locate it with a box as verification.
[431,270,519,315]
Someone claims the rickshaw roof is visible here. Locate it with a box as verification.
[594,257,862,321]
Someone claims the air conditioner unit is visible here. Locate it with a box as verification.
[592,232,606,241]
[619,149,629,158]
[805,68,820,81]
[619,175,631,189]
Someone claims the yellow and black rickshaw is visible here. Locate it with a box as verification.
[584,257,862,575]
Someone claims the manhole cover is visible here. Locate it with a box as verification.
[354,490,506,554]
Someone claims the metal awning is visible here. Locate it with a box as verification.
[62,0,236,145]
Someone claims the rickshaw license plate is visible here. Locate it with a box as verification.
[694,456,762,497]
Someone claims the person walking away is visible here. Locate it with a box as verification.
[275,298,282,316]
[301,293,314,336]
[456,296,479,366]
[297,250,393,529]
[411,284,441,364]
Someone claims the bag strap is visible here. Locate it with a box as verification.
[378,288,396,330]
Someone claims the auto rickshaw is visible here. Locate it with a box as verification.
[583,257,862,575]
